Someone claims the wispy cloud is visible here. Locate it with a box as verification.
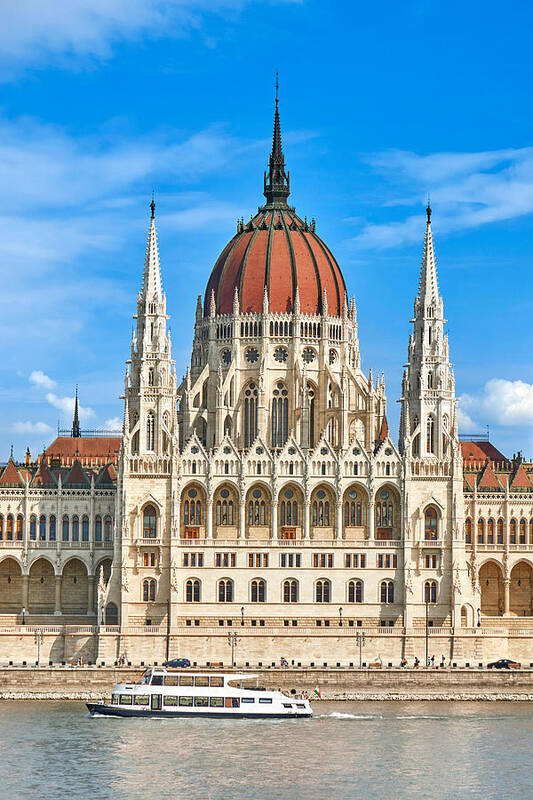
[460,379,533,427]
[29,370,56,390]
[348,147,533,250]
[45,392,95,420]
[12,421,53,434]
[104,417,122,431]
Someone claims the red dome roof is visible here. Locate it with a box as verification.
[205,209,346,317]
[204,97,347,318]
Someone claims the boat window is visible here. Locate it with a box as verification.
[259,698,272,704]
[210,697,224,707]
[210,676,224,687]
[179,676,193,686]
[120,695,132,705]
[194,696,209,707]
[134,696,149,706]
[111,695,119,704]
[151,675,164,686]
[241,697,255,704]
[194,677,209,687]
[225,697,240,708]
[164,696,179,706]
[179,696,193,706]
[164,675,178,686]
[296,703,306,709]
[283,703,293,708]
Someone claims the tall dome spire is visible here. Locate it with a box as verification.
[263,74,290,207]
[418,197,439,304]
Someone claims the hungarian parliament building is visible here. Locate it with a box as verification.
[1,100,532,666]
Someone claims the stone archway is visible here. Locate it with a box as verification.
[510,561,533,617]
[29,558,55,614]
[479,561,503,616]
[0,558,22,613]
[61,558,88,614]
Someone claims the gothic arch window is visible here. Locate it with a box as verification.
[146,412,155,451]
[30,515,36,540]
[224,415,232,438]
[345,500,362,527]
[465,518,472,543]
[142,578,156,602]
[250,579,266,603]
[95,515,102,542]
[71,515,79,542]
[216,498,234,525]
[424,507,438,540]
[15,515,22,541]
[487,518,495,544]
[184,490,202,525]
[218,579,233,603]
[497,518,504,544]
[510,518,517,544]
[426,416,434,454]
[6,514,13,541]
[520,518,527,544]
[424,580,437,604]
[271,382,289,449]
[326,416,338,448]
[148,368,154,386]
[280,497,298,526]
[283,579,298,603]
[312,490,331,527]
[248,489,267,526]
[244,383,258,448]
[82,515,89,541]
[315,579,331,603]
[348,580,363,603]
[62,515,69,542]
[49,515,56,542]
[143,505,157,539]
[39,515,46,541]
[380,580,394,603]
[308,383,316,448]
[428,372,433,389]
[477,518,485,544]
[186,579,200,602]
[104,516,112,542]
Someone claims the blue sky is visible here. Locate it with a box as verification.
[2,0,533,461]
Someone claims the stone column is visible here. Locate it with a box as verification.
[304,502,310,540]
[503,577,510,616]
[206,501,213,540]
[336,501,343,541]
[271,501,278,540]
[368,501,375,540]
[239,502,246,540]
[54,575,62,615]
[22,574,29,611]
[87,575,95,615]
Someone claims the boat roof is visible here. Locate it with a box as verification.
[148,668,259,681]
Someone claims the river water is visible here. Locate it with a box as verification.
[1,700,532,799]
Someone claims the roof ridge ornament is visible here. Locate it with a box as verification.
[262,73,290,208]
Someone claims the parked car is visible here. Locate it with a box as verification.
[162,658,191,668]
[487,659,521,669]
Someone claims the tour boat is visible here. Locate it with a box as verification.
[86,667,313,719]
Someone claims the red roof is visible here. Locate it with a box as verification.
[461,440,508,466]
[511,464,533,490]
[204,209,346,317]
[43,436,121,466]
[64,459,90,486]
[0,460,23,486]
[31,460,57,487]
[478,462,502,490]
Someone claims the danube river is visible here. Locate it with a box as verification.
[2,700,532,799]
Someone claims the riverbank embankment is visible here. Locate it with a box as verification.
[2,666,533,701]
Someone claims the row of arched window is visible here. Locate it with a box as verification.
[465,517,533,545]
[0,514,113,542]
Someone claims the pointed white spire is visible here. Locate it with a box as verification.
[233,286,240,315]
[418,198,439,304]
[262,285,269,315]
[322,287,328,316]
[141,196,163,301]
[209,288,216,318]
[294,286,300,315]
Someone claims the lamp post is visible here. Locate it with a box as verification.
[227,632,239,667]
[425,599,429,667]
[241,606,245,626]
[34,628,43,667]
[339,606,343,626]
[21,607,26,626]
[355,631,366,668]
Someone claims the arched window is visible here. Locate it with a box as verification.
[104,516,112,542]
[424,507,438,540]
[30,515,36,540]
[426,417,434,454]
[520,518,527,544]
[184,495,202,526]
[148,368,154,386]
[143,505,157,538]
[315,579,331,603]
[62,516,69,542]
[72,515,79,542]
[280,500,298,526]
[530,519,533,545]
[248,492,266,526]
[82,516,89,541]
[146,412,155,451]
[307,383,316,449]
[142,578,156,602]
[497,518,504,544]
[244,383,258,448]
[16,515,23,541]
[487,518,495,544]
[313,493,330,527]
[477,518,485,544]
[271,382,289,449]
[95,515,102,542]
[6,515,13,540]
[424,580,437,604]
[283,579,298,603]
[186,579,200,602]
[216,498,234,526]
[39,514,46,540]
[464,518,471,543]
[218,579,233,603]
[251,579,266,603]
[380,580,394,603]
[510,518,517,544]
[49,515,56,542]
[348,580,363,603]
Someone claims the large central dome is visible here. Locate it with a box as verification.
[204,98,346,317]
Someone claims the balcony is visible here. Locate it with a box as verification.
[135,538,162,547]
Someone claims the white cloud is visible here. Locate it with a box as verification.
[349,147,533,250]
[460,379,533,427]
[12,421,53,434]
[456,406,480,433]
[104,417,122,431]
[45,392,95,420]
[29,370,56,390]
